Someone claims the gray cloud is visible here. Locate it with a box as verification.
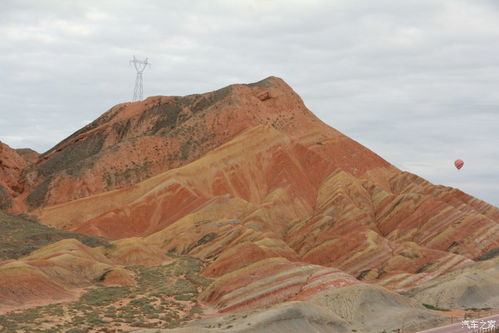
[1,0,498,205]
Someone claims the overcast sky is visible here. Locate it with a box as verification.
[1,0,498,206]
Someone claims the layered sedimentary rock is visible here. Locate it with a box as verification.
[0,238,134,312]
[0,141,28,212]
[1,77,498,332]
[25,77,380,210]
[402,256,499,309]
[30,77,499,306]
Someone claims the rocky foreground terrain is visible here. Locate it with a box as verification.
[0,77,498,332]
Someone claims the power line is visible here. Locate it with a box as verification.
[130,56,151,101]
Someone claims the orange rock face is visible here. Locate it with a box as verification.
[0,141,28,212]
[0,239,110,312]
[3,77,498,318]
[22,77,389,211]
[15,148,39,165]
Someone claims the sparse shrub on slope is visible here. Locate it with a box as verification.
[0,211,110,260]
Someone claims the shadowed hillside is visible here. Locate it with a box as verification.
[0,211,109,261]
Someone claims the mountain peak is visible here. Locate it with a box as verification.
[22,77,355,209]
[2,78,498,332]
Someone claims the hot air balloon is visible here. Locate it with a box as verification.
[454,159,464,170]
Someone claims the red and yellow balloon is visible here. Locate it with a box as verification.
[454,159,464,170]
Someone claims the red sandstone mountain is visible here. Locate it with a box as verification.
[1,77,498,332]
[23,77,388,210]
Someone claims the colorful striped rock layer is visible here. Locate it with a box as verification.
[0,77,498,332]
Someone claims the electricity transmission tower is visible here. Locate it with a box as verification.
[130,56,151,101]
